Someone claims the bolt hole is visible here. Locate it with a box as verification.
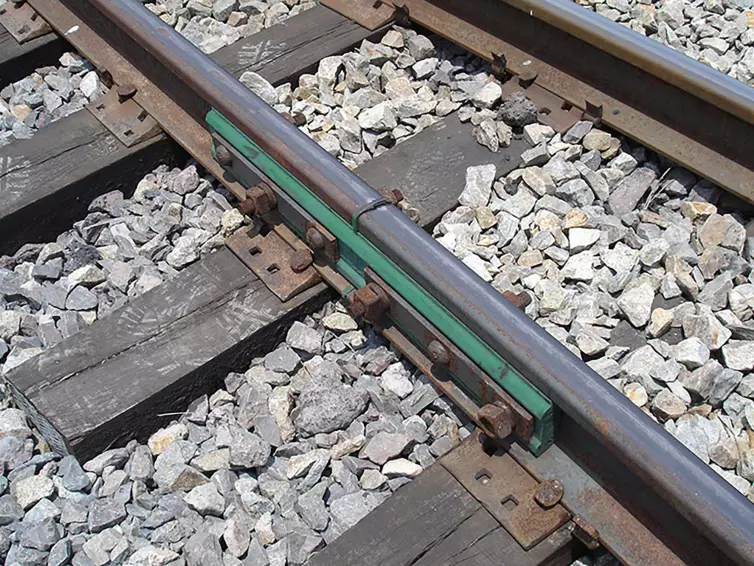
[96,104,105,111]
[501,496,518,512]
[249,246,261,257]
[267,264,279,274]
[474,469,492,485]
[561,101,572,111]
[138,111,148,122]
[539,107,551,116]
[124,129,133,137]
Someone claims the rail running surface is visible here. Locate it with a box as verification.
[10,0,754,564]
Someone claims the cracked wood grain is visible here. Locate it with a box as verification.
[307,464,573,566]
[6,248,332,460]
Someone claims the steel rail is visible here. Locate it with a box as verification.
[77,0,754,562]
[505,0,754,127]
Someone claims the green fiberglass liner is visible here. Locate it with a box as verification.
[207,108,554,454]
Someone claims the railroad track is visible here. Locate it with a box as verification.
[1,0,754,564]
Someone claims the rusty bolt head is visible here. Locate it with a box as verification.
[215,144,232,167]
[477,403,514,441]
[306,227,326,250]
[281,111,307,127]
[241,183,276,216]
[346,283,389,323]
[502,290,532,312]
[534,479,564,509]
[290,249,313,273]
[428,340,450,365]
[116,84,137,102]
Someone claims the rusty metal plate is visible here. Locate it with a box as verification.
[0,1,51,43]
[500,76,582,134]
[321,0,395,30]
[226,226,321,302]
[86,87,161,147]
[441,430,570,549]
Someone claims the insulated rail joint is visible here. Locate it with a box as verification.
[207,108,556,455]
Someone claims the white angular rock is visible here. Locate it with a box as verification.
[458,164,496,209]
[382,458,422,478]
[239,71,278,105]
[568,228,601,253]
[148,423,188,455]
[673,337,710,369]
[471,82,502,109]
[617,282,654,327]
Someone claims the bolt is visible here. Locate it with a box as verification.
[534,479,564,509]
[289,249,313,273]
[428,340,450,365]
[215,145,232,167]
[116,84,137,102]
[346,283,389,322]
[477,403,514,441]
[502,290,531,312]
[306,227,326,250]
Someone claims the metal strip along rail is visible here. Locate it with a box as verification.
[20,0,754,563]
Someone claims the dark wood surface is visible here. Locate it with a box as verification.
[0,27,67,90]
[306,464,574,566]
[0,5,377,256]
[8,249,332,461]
[355,119,530,227]
[0,112,178,256]
[212,5,385,85]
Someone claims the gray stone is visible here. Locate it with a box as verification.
[328,491,372,532]
[617,282,654,327]
[293,382,368,436]
[0,409,31,439]
[520,143,550,167]
[12,475,54,509]
[722,341,754,371]
[65,285,98,310]
[359,431,411,465]
[673,337,710,369]
[497,92,537,127]
[184,483,225,516]
[458,164,495,209]
[709,369,743,408]
[685,309,730,352]
[608,167,656,216]
[88,498,127,533]
[296,482,329,531]
[698,273,734,311]
[0,494,24,525]
[651,389,687,421]
[264,346,300,373]
[240,71,278,105]
[678,359,719,401]
[58,455,90,492]
[48,538,72,566]
[229,427,271,469]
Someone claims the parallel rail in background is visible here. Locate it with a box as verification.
[7,0,754,565]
